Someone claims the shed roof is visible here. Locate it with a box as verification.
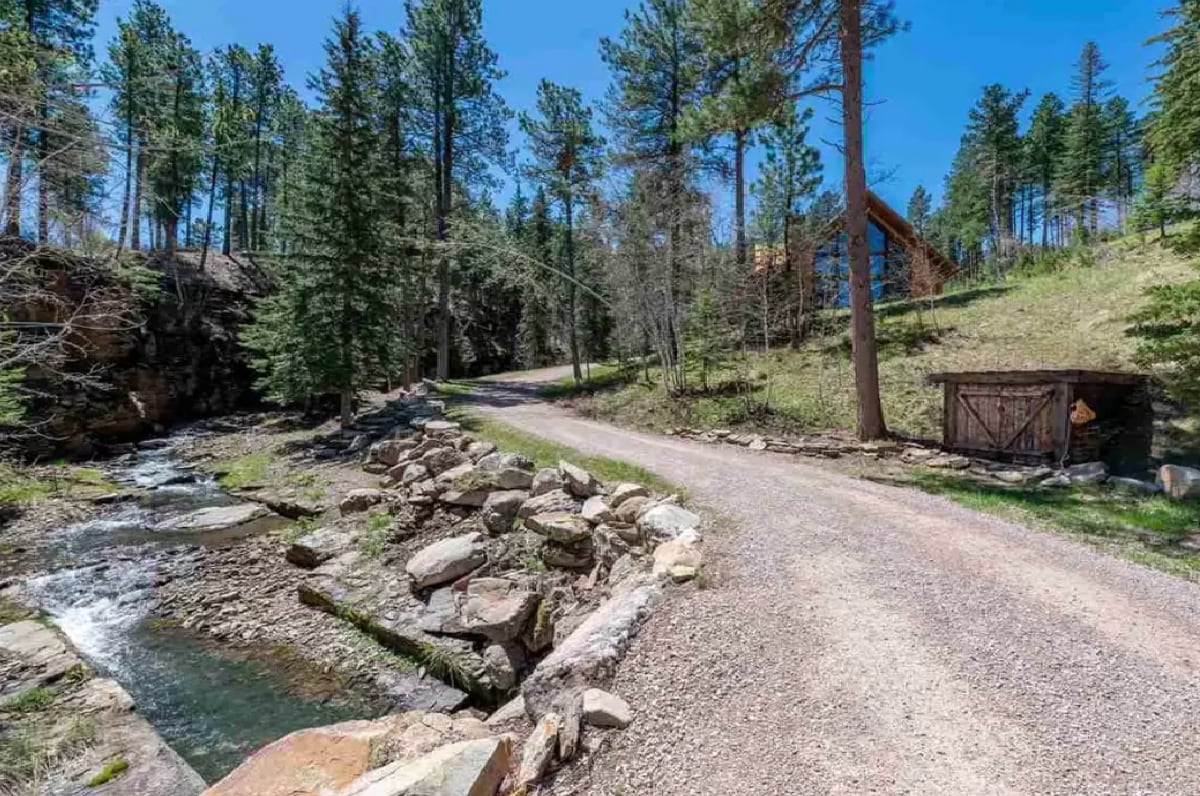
[925,369,1148,386]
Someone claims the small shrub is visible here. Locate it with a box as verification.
[213,452,273,490]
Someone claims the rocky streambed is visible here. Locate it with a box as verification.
[3,387,707,795]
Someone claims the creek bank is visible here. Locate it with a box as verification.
[1,239,265,460]
[201,385,708,794]
[0,618,206,795]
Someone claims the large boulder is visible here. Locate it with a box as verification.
[157,503,268,532]
[521,577,662,719]
[525,512,592,544]
[419,447,468,476]
[332,737,511,796]
[608,483,649,509]
[559,460,601,498]
[475,453,535,490]
[580,495,613,525]
[612,496,650,525]
[530,468,564,497]
[652,534,703,582]
[201,716,404,796]
[542,540,594,570]
[1159,464,1200,500]
[518,489,581,519]
[481,644,523,692]
[1066,461,1109,484]
[287,527,353,569]
[465,441,497,462]
[405,533,488,589]
[373,438,418,467]
[463,578,538,642]
[637,504,701,544]
[340,489,387,516]
[481,490,527,534]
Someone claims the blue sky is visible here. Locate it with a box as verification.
[94,0,1167,219]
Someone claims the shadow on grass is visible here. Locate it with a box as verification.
[873,471,1200,575]
[538,365,643,400]
[873,284,1013,320]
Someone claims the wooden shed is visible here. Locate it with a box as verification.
[925,370,1152,473]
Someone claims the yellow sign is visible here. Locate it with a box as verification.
[1070,399,1096,426]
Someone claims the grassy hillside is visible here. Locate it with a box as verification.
[576,237,1197,439]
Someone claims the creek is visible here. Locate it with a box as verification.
[23,443,371,783]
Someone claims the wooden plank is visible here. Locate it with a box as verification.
[926,370,1147,386]
[957,393,1000,448]
[1000,391,1053,451]
[1051,383,1070,463]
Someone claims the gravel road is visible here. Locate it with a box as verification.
[471,371,1200,795]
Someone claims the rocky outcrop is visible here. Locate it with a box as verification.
[0,620,206,795]
[155,503,269,533]
[3,240,264,459]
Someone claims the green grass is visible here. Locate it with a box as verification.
[0,464,55,507]
[1,687,55,714]
[539,363,627,399]
[432,379,478,397]
[891,471,1200,580]
[358,512,393,558]
[212,451,273,490]
[87,757,128,787]
[579,237,1197,439]
[450,409,679,495]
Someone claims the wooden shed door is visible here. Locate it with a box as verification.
[952,384,1058,457]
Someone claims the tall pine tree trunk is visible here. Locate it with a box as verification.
[201,155,219,270]
[565,192,582,385]
[435,41,455,381]
[841,0,886,441]
[132,143,146,251]
[36,104,49,244]
[2,126,23,237]
[734,127,747,267]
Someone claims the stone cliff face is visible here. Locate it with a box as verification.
[3,239,267,458]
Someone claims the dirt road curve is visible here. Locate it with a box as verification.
[472,369,1200,796]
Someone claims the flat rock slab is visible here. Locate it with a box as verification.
[521,577,663,719]
[0,622,205,796]
[157,503,269,533]
[299,553,489,700]
[333,737,511,796]
[287,527,354,569]
[405,533,488,590]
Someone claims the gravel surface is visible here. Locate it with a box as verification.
[470,373,1200,795]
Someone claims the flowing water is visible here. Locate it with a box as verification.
[22,443,370,783]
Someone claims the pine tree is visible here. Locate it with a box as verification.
[213,45,253,254]
[1058,42,1112,238]
[1025,92,1066,247]
[1133,159,1184,238]
[403,0,510,380]
[686,0,779,267]
[243,8,394,426]
[1103,96,1139,226]
[965,83,1028,257]
[520,80,604,384]
[6,0,98,242]
[1148,1,1200,181]
[601,0,709,388]
[247,45,282,252]
[517,186,558,367]
[149,23,205,251]
[906,185,932,236]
